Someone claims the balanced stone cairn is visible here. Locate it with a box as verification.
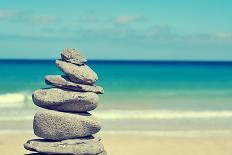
[24,48,107,155]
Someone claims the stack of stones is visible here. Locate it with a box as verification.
[24,48,107,155]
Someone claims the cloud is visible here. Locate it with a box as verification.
[1,10,231,45]
[0,10,18,19]
[177,32,232,43]
[79,16,99,23]
[0,10,27,20]
[113,15,147,25]
[214,32,232,40]
[0,9,57,24]
[31,15,57,24]
[144,24,232,43]
[145,25,175,38]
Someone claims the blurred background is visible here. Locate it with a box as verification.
[1,1,232,155]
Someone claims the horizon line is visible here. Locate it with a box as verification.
[1,58,232,63]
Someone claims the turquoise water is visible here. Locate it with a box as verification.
[1,60,232,110]
[1,60,232,132]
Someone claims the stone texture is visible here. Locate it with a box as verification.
[25,151,107,155]
[98,151,108,155]
[24,48,106,155]
[32,88,99,112]
[56,60,98,85]
[33,110,101,140]
[61,48,87,65]
[45,75,104,94]
[24,136,105,155]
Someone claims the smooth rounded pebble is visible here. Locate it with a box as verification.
[24,136,105,155]
[56,60,98,85]
[32,88,99,112]
[33,110,101,140]
[45,75,104,94]
[61,48,87,65]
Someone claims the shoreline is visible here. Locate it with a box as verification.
[1,117,232,132]
[1,129,232,138]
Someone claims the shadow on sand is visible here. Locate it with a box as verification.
[25,153,58,155]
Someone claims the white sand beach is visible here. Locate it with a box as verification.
[1,131,232,155]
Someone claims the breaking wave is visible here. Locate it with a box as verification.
[0,93,32,108]
[94,110,232,120]
[1,110,232,121]
[1,93,232,121]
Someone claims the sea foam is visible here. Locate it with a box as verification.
[93,110,232,120]
[1,110,232,122]
[0,93,32,108]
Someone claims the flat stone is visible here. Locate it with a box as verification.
[33,110,101,140]
[25,152,107,155]
[99,151,108,155]
[61,48,87,65]
[45,75,104,94]
[24,136,105,155]
[32,88,99,112]
[56,60,98,85]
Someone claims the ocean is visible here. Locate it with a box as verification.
[1,60,232,134]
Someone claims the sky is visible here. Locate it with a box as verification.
[0,0,231,60]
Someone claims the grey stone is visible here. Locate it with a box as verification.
[61,48,87,65]
[32,88,99,112]
[33,110,101,140]
[25,152,107,155]
[45,75,104,94]
[24,136,105,155]
[56,60,98,85]
[24,153,46,155]
[98,151,107,155]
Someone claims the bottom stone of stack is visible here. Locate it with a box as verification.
[24,136,107,155]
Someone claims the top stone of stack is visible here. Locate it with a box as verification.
[61,48,87,65]
[57,48,98,85]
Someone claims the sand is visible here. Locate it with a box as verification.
[1,132,232,155]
